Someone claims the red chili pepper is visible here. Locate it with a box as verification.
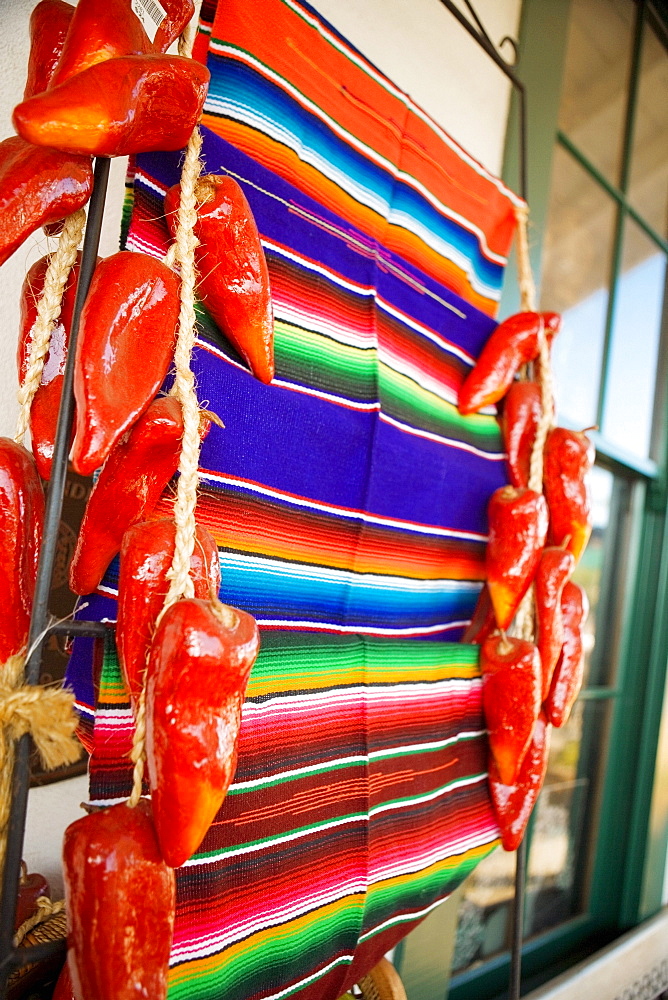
[146,597,260,868]
[17,253,99,480]
[501,380,542,489]
[24,0,74,99]
[70,251,180,476]
[545,581,589,727]
[117,518,221,704]
[69,397,211,595]
[0,137,92,268]
[165,174,274,384]
[489,710,550,851]
[535,545,575,700]
[63,799,175,1000]
[481,633,541,786]
[544,427,594,564]
[462,583,497,645]
[458,311,561,415]
[486,485,548,631]
[49,0,195,86]
[13,55,209,159]
[0,440,44,663]
[52,961,75,1000]
[15,864,50,933]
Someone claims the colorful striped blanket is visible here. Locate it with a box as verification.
[66,2,523,997]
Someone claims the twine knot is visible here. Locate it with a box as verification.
[1,654,82,873]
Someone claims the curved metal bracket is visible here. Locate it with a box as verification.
[438,0,528,201]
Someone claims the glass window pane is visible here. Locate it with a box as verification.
[451,700,613,967]
[601,221,667,459]
[558,0,634,186]
[573,466,612,689]
[627,17,668,238]
[540,147,617,430]
[524,700,612,936]
[451,847,516,973]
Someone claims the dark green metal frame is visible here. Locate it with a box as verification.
[449,0,668,996]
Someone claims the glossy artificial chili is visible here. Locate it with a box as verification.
[458,311,561,415]
[17,252,96,480]
[461,583,497,645]
[481,633,541,787]
[24,0,74,99]
[51,961,75,1000]
[545,581,589,727]
[489,711,551,851]
[70,251,180,476]
[13,55,210,158]
[165,174,274,383]
[63,799,175,1000]
[0,440,44,663]
[535,544,575,700]
[544,426,595,564]
[146,597,260,868]
[117,518,221,704]
[0,136,92,268]
[486,485,548,631]
[49,0,194,86]
[15,865,50,933]
[69,397,211,595]
[501,380,542,489]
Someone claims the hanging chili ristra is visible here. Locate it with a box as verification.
[69,397,212,595]
[462,583,497,645]
[488,711,551,851]
[481,633,541,786]
[146,597,260,868]
[23,0,74,99]
[63,799,175,1000]
[13,55,209,158]
[543,426,595,564]
[458,311,561,415]
[545,581,589,727]
[534,544,575,700]
[17,252,99,480]
[70,251,181,476]
[48,0,195,86]
[0,439,44,663]
[117,518,221,704]
[0,137,93,268]
[486,485,548,631]
[501,380,542,489]
[165,174,275,384]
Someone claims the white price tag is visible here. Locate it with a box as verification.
[130,0,167,44]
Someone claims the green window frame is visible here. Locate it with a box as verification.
[396,2,668,997]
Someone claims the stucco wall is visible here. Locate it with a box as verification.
[1,0,521,896]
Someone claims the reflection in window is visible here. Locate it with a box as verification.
[540,148,616,431]
[602,221,667,459]
[557,0,633,186]
[628,15,668,237]
[525,701,611,937]
[573,466,612,688]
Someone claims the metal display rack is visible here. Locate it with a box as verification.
[0,4,530,997]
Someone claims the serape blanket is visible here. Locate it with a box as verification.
[66,2,524,998]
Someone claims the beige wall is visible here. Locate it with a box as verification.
[1,0,521,896]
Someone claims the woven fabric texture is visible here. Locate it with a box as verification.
[65,2,523,998]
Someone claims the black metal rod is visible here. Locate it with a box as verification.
[434,5,531,994]
[49,620,111,639]
[509,837,528,999]
[26,155,110,684]
[0,937,66,973]
[0,157,110,998]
